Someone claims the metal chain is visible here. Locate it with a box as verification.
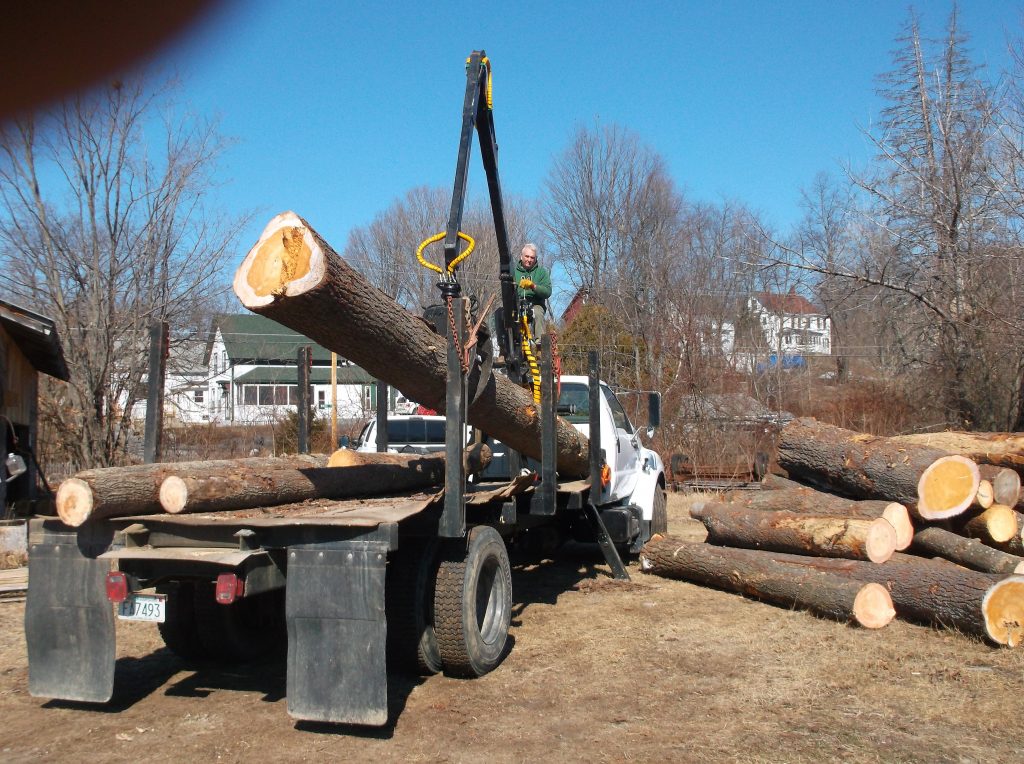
[446,295,470,375]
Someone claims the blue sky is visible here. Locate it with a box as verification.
[148,0,1022,295]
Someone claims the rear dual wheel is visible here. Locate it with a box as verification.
[386,540,443,675]
[433,526,512,678]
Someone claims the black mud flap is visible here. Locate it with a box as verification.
[286,541,389,725]
[25,540,115,702]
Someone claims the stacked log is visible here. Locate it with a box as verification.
[690,502,897,563]
[55,450,475,526]
[716,484,914,550]
[889,431,1024,476]
[641,418,1024,646]
[639,538,895,629]
[56,455,327,526]
[777,418,979,519]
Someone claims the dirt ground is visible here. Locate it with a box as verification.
[1,493,1022,763]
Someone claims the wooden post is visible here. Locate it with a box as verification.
[143,320,168,464]
[297,345,311,454]
[330,352,338,448]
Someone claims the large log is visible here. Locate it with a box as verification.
[890,432,1024,475]
[910,526,1024,575]
[777,418,979,520]
[993,510,1024,555]
[639,537,895,629]
[56,455,327,526]
[690,502,896,563]
[763,551,1024,646]
[957,505,1019,545]
[720,486,913,551]
[160,452,453,514]
[232,212,589,477]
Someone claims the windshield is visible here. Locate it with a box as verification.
[557,383,590,424]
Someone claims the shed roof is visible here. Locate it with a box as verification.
[0,299,69,380]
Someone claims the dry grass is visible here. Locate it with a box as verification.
[0,492,1020,761]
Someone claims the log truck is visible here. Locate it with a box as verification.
[24,51,666,725]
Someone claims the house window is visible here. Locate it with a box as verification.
[244,385,257,405]
[194,389,204,404]
[318,390,326,406]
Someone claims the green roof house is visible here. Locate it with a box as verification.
[205,314,378,424]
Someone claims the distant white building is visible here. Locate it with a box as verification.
[746,290,832,356]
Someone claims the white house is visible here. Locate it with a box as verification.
[203,314,377,424]
[746,290,832,356]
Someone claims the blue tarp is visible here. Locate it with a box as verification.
[756,354,806,373]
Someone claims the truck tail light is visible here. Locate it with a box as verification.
[105,572,128,603]
[215,573,244,605]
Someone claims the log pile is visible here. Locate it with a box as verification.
[641,418,1024,646]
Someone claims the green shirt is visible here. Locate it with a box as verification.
[514,259,552,308]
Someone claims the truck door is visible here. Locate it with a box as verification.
[601,385,640,502]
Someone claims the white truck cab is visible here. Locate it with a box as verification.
[556,375,665,523]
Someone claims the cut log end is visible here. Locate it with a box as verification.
[882,503,914,551]
[982,466,1021,508]
[853,583,896,629]
[982,576,1024,647]
[55,478,94,527]
[975,480,994,509]
[865,518,898,564]
[159,475,188,514]
[233,211,324,308]
[964,505,1019,544]
[916,455,981,520]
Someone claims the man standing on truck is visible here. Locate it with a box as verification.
[515,243,552,336]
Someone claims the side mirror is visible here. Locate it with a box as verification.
[5,453,27,482]
[647,392,662,431]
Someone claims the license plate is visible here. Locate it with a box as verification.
[117,593,167,622]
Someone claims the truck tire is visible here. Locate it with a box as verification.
[651,487,668,536]
[193,584,286,662]
[433,526,512,678]
[386,540,443,675]
[156,582,205,660]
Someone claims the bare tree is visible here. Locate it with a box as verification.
[759,9,1023,429]
[0,78,245,469]
[541,123,684,392]
[344,185,535,314]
